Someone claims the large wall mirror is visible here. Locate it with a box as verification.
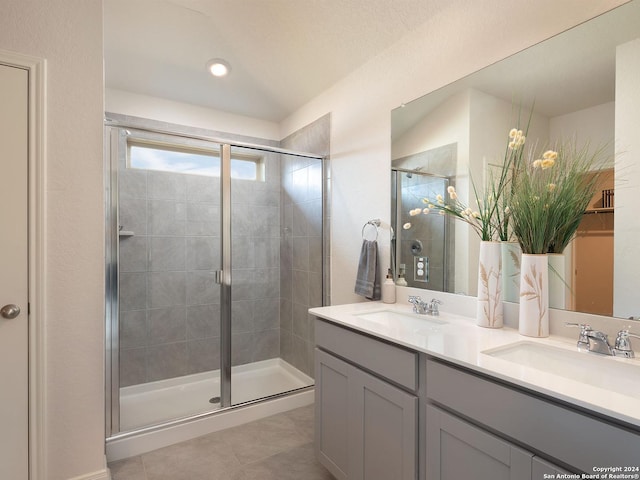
[391,1,640,320]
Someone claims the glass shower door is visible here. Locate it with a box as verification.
[111,127,225,432]
[227,146,319,406]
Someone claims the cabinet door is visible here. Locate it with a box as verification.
[315,348,350,480]
[350,366,418,480]
[532,456,573,477]
[426,404,533,480]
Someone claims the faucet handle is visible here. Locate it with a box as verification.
[564,322,592,348]
[408,296,422,314]
[613,329,640,358]
[429,298,442,315]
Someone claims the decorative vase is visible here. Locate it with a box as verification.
[476,241,503,328]
[501,242,521,303]
[548,253,567,309]
[518,253,549,337]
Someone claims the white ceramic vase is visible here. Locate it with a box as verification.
[501,242,521,303]
[548,253,567,309]
[476,241,503,328]
[518,253,549,337]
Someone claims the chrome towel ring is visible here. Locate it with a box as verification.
[362,219,381,241]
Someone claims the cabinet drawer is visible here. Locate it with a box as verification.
[426,359,640,472]
[315,318,418,391]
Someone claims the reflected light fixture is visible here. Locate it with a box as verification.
[207,58,231,77]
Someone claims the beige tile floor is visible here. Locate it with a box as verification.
[108,405,335,480]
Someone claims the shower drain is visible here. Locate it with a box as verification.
[209,396,221,404]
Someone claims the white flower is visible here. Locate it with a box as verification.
[532,159,542,169]
[472,211,481,218]
[436,194,444,204]
[508,128,525,149]
[447,186,456,194]
[449,191,458,200]
[543,150,558,160]
[422,208,430,214]
[403,222,412,230]
[438,210,446,215]
[504,206,511,214]
[409,208,421,216]
[541,158,555,169]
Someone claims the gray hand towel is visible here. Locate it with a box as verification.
[354,239,381,300]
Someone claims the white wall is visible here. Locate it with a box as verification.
[550,102,616,165]
[392,90,469,161]
[106,88,280,141]
[280,0,626,306]
[614,39,640,319]
[0,1,106,479]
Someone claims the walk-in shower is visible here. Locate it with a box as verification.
[104,116,327,452]
[391,168,453,291]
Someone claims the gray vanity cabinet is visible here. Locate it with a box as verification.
[532,457,573,477]
[425,358,640,476]
[426,404,534,480]
[314,319,419,480]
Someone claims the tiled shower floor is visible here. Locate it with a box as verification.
[109,404,334,480]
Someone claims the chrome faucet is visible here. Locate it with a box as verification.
[586,330,615,356]
[408,296,442,316]
[565,323,613,355]
[612,329,640,358]
[565,323,639,357]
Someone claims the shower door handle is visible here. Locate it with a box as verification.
[214,270,222,285]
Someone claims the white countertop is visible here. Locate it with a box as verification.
[309,302,640,429]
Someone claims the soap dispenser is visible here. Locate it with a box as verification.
[395,264,408,287]
[382,268,396,304]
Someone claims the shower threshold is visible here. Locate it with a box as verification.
[119,358,313,432]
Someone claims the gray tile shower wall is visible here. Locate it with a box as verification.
[118,166,225,387]
[279,114,330,378]
[118,155,282,386]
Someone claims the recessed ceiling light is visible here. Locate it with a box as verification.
[207,58,231,77]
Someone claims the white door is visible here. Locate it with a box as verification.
[0,62,29,479]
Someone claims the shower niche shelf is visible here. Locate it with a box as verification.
[118,230,135,237]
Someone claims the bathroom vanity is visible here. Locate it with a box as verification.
[310,303,640,480]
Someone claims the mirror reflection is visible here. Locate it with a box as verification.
[391,1,640,320]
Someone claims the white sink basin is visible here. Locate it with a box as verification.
[483,341,640,398]
[355,309,447,334]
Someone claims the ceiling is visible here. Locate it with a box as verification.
[104,0,440,123]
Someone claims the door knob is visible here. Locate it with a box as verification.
[1,304,21,319]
